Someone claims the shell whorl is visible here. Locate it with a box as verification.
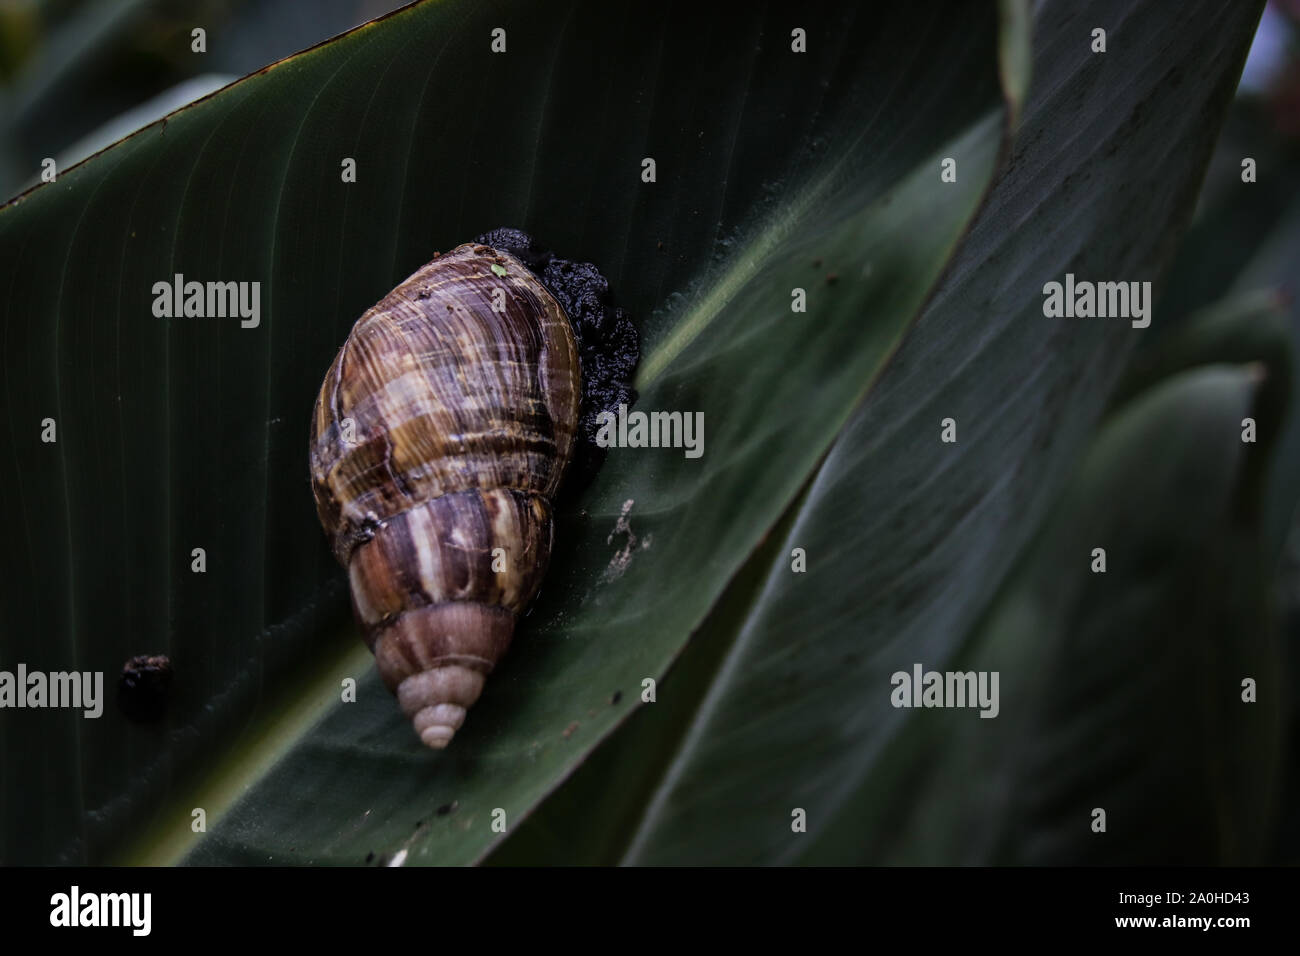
[310,243,580,748]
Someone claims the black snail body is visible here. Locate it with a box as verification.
[309,228,637,748]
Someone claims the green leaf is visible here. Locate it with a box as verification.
[0,0,1019,864]
[1147,117,1300,880]
[1229,195,1300,553]
[884,363,1283,864]
[1110,285,1294,550]
[2,0,156,130]
[488,0,1268,864]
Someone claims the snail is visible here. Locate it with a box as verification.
[309,228,637,749]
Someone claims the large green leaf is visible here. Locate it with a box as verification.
[1230,196,1300,552]
[884,361,1283,864]
[487,0,1268,864]
[0,0,1021,864]
[1134,89,1300,863]
[1135,90,1300,555]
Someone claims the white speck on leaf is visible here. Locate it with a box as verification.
[604,499,644,581]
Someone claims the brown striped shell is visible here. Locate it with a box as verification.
[309,242,580,749]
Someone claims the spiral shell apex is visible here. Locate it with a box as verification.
[310,241,580,749]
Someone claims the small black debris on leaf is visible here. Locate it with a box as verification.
[475,227,640,495]
[117,654,174,723]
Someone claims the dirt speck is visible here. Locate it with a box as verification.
[563,721,580,738]
[117,654,174,722]
[611,690,623,705]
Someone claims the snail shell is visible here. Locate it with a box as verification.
[309,242,580,748]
